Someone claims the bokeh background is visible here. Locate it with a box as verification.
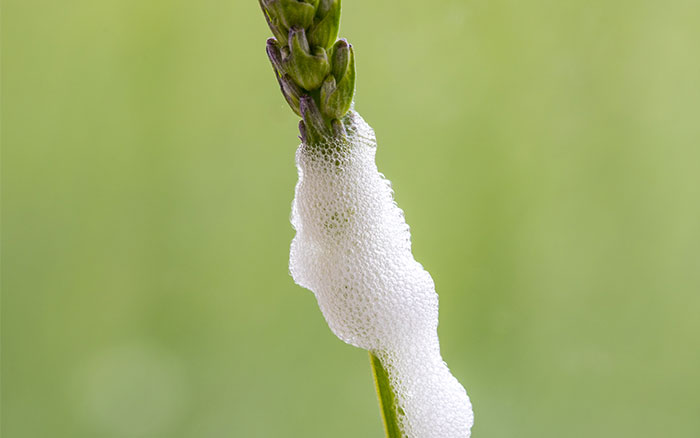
[3,0,700,437]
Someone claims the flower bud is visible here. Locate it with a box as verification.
[298,120,308,144]
[330,39,351,82]
[300,96,332,143]
[308,0,341,49]
[277,74,303,116]
[320,40,355,118]
[266,0,316,31]
[266,38,286,75]
[286,27,331,90]
[259,1,289,43]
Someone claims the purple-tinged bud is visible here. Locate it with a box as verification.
[277,74,303,116]
[259,0,289,43]
[266,38,286,75]
[300,96,331,143]
[298,120,308,143]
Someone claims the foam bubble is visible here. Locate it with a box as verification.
[290,111,474,437]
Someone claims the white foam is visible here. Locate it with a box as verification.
[290,111,473,438]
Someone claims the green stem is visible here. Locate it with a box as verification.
[369,352,403,438]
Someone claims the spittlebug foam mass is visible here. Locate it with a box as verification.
[290,112,474,438]
[257,0,474,434]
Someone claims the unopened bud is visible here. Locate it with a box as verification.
[266,38,286,75]
[266,0,316,31]
[278,74,303,116]
[300,96,332,144]
[298,120,308,144]
[308,0,341,49]
[286,28,331,90]
[320,41,355,118]
[259,0,289,43]
[330,39,350,82]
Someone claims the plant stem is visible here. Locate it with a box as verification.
[369,352,403,438]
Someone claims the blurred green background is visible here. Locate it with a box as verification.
[3,0,699,437]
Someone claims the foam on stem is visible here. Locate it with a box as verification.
[290,111,474,438]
